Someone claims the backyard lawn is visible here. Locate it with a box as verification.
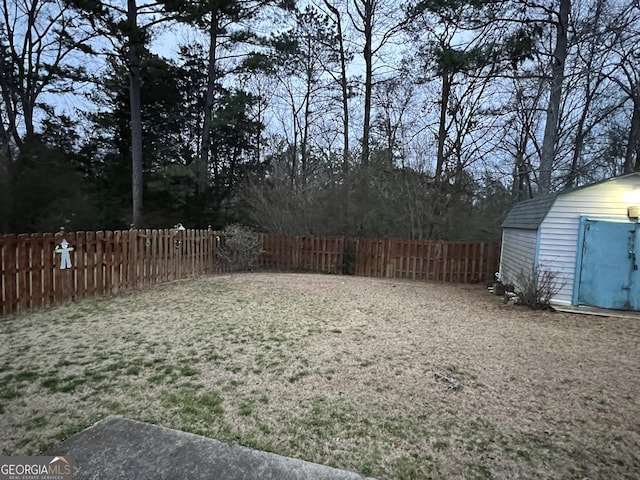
[1,273,639,479]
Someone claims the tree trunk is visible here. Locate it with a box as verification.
[565,107,589,188]
[361,0,373,166]
[301,35,313,186]
[22,103,35,138]
[514,144,533,201]
[199,10,220,195]
[0,86,21,149]
[0,121,10,232]
[539,0,570,194]
[323,0,350,232]
[290,116,298,187]
[337,20,349,172]
[127,0,143,227]
[323,1,349,171]
[435,72,451,182]
[624,96,640,173]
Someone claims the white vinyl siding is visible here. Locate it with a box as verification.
[537,177,639,305]
[499,228,538,288]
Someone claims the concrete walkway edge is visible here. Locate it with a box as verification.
[45,416,377,480]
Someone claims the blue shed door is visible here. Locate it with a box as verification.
[578,220,639,310]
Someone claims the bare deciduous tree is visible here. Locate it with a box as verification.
[0,0,96,150]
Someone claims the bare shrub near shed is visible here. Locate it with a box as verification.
[515,267,563,310]
[216,224,263,272]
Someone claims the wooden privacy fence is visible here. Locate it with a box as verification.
[260,234,500,283]
[0,229,221,316]
[1,229,500,316]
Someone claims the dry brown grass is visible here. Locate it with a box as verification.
[1,273,639,479]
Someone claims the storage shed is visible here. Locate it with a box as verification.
[499,173,640,311]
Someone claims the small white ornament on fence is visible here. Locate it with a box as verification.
[54,239,74,269]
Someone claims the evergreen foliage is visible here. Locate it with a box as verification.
[1,0,638,238]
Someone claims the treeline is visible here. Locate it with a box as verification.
[1,0,639,241]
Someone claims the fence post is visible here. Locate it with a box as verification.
[30,234,43,310]
[17,234,30,312]
[2,235,17,315]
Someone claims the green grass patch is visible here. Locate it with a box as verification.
[288,370,309,383]
[434,440,450,451]
[163,390,224,424]
[0,385,20,400]
[180,366,200,377]
[14,371,40,382]
[105,360,128,372]
[147,374,166,384]
[58,417,104,442]
[40,377,60,391]
[23,415,48,431]
[238,402,253,416]
[41,375,86,393]
[83,370,108,383]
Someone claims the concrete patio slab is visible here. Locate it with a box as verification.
[44,416,375,480]
[552,304,640,319]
